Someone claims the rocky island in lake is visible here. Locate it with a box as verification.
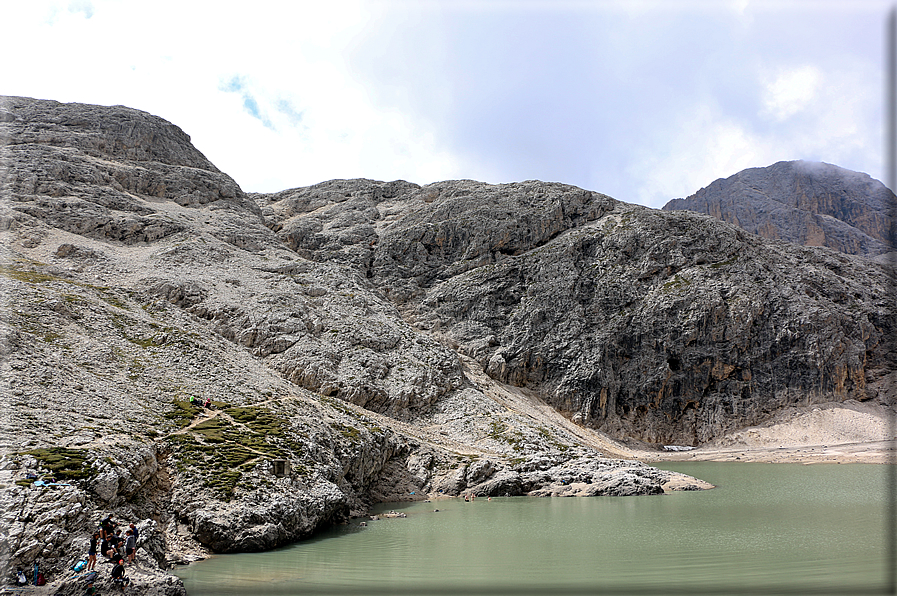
[0,97,893,595]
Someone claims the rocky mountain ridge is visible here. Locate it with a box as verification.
[0,97,893,595]
[662,160,895,261]
[254,176,894,445]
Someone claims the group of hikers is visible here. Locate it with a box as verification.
[81,515,138,592]
[189,395,214,409]
[13,514,136,592]
[90,515,139,569]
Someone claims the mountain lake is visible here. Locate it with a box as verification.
[174,462,894,595]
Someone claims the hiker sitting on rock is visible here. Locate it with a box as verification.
[111,557,130,591]
[105,530,123,560]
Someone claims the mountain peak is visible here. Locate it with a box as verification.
[663,160,894,258]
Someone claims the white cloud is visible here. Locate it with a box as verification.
[762,65,824,121]
[758,58,881,178]
[729,0,750,16]
[1,0,889,201]
[629,104,764,208]
[1,0,466,192]
[630,50,883,209]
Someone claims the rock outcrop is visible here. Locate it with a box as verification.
[1,97,893,594]
[0,97,713,595]
[662,160,895,260]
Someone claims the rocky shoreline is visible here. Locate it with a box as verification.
[0,444,711,596]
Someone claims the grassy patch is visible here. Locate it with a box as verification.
[709,255,738,269]
[225,406,289,439]
[98,292,129,310]
[330,422,362,443]
[193,418,228,443]
[42,331,62,344]
[23,447,90,480]
[167,434,258,499]
[0,265,115,298]
[488,420,507,440]
[487,419,524,452]
[661,274,691,293]
[536,426,570,452]
[127,335,157,348]
[167,406,304,499]
[164,399,202,428]
[0,266,59,284]
[127,358,147,381]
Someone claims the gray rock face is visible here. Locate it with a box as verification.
[259,177,894,445]
[662,160,895,258]
[0,95,260,250]
[2,96,721,595]
[0,96,219,169]
[414,208,894,444]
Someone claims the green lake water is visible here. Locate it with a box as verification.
[175,463,894,595]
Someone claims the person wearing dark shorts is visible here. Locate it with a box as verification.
[87,532,99,570]
[125,529,136,564]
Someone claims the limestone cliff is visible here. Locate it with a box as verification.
[662,160,895,260]
[1,97,718,595]
[258,179,895,446]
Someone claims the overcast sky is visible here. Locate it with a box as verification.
[3,1,893,208]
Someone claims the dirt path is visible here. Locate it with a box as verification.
[167,408,221,436]
[459,356,642,459]
[640,440,896,464]
[166,360,894,467]
[455,358,896,465]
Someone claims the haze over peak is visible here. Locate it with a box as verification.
[663,160,895,260]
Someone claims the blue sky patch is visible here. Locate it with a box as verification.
[275,99,304,126]
[220,76,245,94]
[68,0,94,19]
[219,75,274,130]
